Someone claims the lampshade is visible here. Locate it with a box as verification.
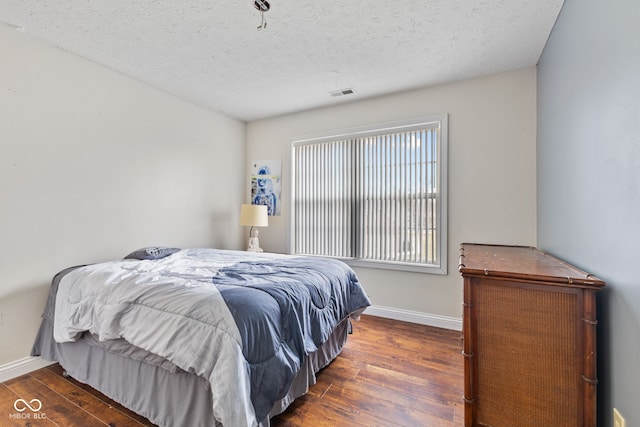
[239,204,269,227]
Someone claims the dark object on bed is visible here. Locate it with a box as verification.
[32,248,370,427]
[123,246,181,260]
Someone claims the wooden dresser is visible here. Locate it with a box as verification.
[458,243,605,427]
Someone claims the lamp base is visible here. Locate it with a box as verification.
[246,229,263,252]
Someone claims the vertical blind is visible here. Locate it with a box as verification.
[292,121,442,267]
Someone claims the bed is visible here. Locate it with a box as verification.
[31,248,370,427]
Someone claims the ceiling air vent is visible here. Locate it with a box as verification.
[329,88,355,97]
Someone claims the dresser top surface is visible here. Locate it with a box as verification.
[458,243,605,288]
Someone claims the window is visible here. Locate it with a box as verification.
[291,115,447,274]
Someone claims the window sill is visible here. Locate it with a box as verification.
[343,258,447,275]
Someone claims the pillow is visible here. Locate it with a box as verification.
[124,247,181,260]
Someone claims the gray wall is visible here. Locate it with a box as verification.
[537,0,640,426]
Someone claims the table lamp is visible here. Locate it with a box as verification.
[239,204,268,252]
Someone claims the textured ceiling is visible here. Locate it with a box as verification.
[1,1,564,121]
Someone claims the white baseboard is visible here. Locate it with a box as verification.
[364,305,462,331]
[0,357,55,383]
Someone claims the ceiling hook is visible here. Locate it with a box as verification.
[257,11,267,30]
[254,0,269,29]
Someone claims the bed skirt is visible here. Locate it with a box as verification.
[32,315,350,427]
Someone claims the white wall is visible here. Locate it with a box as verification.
[0,24,246,365]
[537,0,640,425]
[247,68,537,323]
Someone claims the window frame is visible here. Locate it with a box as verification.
[290,115,448,275]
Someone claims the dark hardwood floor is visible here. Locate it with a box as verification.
[0,315,463,426]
